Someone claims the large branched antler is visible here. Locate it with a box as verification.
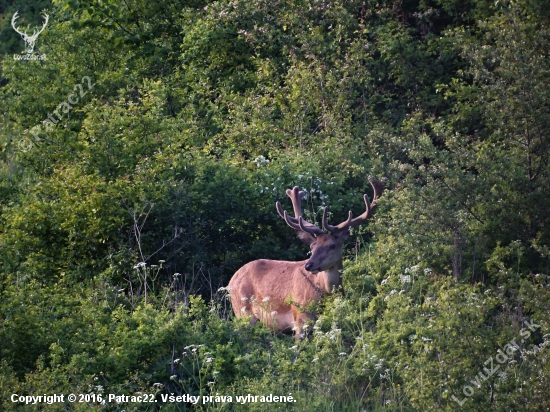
[276,176,386,235]
[276,186,324,235]
[322,176,386,233]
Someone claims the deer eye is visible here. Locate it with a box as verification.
[329,244,336,250]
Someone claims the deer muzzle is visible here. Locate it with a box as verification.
[304,262,319,274]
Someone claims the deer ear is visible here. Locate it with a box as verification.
[294,229,317,245]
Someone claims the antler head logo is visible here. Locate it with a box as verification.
[11,11,49,54]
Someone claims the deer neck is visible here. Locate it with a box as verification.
[317,259,343,293]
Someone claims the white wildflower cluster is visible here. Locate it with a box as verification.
[258,183,275,195]
[178,344,215,368]
[404,265,419,274]
[363,354,384,369]
[374,357,385,370]
[182,344,205,356]
[309,323,342,340]
[498,371,508,382]
[331,296,348,309]
[520,334,550,356]
[399,274,411,284]
[253,155,270,168]
[380,368,391,380]
[217,286,232,300]
[384,289,398,301]
[326,327,342,341]
[302,185,328,204]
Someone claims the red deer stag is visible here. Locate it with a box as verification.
[228,176,385,338]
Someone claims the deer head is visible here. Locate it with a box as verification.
[12,11,49,54]
[229,176,385,339]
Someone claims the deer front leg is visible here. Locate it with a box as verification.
[291,305,311,340]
